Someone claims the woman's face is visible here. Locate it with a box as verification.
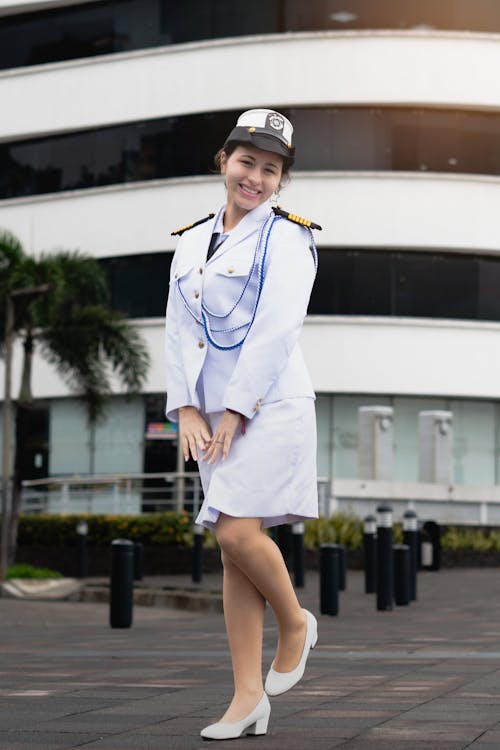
[221,144,283,220]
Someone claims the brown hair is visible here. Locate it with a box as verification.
[214,142,291,192]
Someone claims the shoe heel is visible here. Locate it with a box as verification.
[246,715,269,736]
[311,626,318,649]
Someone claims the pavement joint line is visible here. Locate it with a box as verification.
[29,648,500,660]
[3,571,500,748]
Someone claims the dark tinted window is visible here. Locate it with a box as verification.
[2,107,500,200]
[2,0,500,70]
[311,250,392,315]
[478,257,500,321]
[394,253,477,319]
[310,249,499,322]
[285,0,500,33]
[102,248,500,324]
[100,252,172,318]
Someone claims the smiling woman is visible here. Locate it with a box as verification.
[164,109,321,740]
[219,146,283,226]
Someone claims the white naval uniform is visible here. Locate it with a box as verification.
[165,200,319,529]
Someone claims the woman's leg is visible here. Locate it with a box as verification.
[218,550,266,722]
[215,514,307,679]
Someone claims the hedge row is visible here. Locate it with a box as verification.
[303,515,406,549]
[17,512,192,547]
[13,513,500,552]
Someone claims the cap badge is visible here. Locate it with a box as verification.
[267,113,284,132]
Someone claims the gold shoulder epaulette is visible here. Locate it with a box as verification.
[272,206,322,231]
[171,213,215,237]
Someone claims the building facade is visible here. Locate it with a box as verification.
[1,0,500,519]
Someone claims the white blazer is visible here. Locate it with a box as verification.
[165,200,317,422]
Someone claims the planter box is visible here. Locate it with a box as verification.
[15,545,223,577]
[14,544,500,578]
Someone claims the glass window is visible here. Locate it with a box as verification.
[310,250,392,316]
[50,395,143,476]
[310,249,496,322]
[478,257,500,322]
[2,0,500,71]
[332,395,391,479]
[3,107,500,201]
[392,396,447,481]
[315,394,333,477]
[325,394,499,485]
[93,396,143,474]
[394,253,477,319]
[100,252,173,319]
[450,400,496,485]
[49,398,91,475]
[0,0,165,70]
[95,248,500,325]
[285,0,500,34]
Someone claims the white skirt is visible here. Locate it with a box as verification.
[194,397,318,531]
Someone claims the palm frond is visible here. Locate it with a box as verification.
[38,305,150,422]
[1,230,150,423]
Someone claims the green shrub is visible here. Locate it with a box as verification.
[441,527,500,552]
[17,511,193,547]
[7,563,63,579]
[304,514,364,550]
[16,512,500,554]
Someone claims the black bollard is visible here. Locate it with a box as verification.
[376,503,393,611]
[336,543,347,591]
[110,539,134,629]
[320,543,339,616]
[403,509,418,600]
[423,520,441,571]
[393,544,411,606]
[363,514,377,594]
[76,520,88,578]
[192,524,204,583]
[292,522,305,588]
[275,524,292,566]
[133,542,144,581]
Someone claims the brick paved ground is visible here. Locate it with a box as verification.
[1,568,500,749]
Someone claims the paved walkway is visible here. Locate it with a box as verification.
[2,568,500,749]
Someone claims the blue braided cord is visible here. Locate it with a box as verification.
[175,214,317,351]
[202,214,278,350]
[176,274,204,325]
[201,219,267,320]
[308,226,319,272]
[175,215,267,329]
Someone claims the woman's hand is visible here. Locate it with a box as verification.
[202,409,241,464]
[178,406,212,461]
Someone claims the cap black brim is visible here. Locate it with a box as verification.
[224,127,295,166]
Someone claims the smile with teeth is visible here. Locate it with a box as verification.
[240,184,260,196]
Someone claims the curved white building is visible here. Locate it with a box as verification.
[1,0,500,520]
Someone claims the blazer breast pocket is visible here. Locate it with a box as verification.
[204,257,254,317]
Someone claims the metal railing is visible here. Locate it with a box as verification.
[20,473,332,518]
[21,473,203,516]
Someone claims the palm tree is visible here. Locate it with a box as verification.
[0,229,151,561]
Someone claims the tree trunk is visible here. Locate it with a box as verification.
[18,331,33,404]
[8,333,33,565]
[8,418,22,565]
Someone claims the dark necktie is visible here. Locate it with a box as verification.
[206,232,227,261]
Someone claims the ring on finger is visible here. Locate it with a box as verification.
[215,440,224,445]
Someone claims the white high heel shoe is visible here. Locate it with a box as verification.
[265,609,318,696]
[200,693,271,740]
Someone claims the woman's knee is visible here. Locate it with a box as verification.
[216,525,246,558]
[220,549,238,571]
[215,516,261,558]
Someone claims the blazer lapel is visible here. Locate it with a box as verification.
[179,213,217,271]
[206,201,271,265]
